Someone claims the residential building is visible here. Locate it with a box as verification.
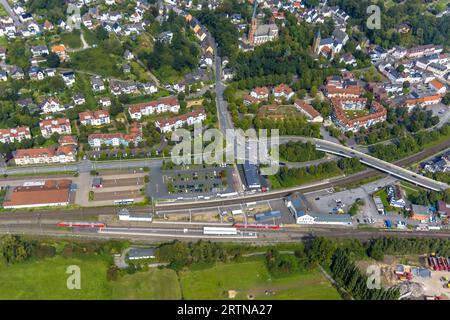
[90,76,105,92]
[39,97,65,114]
[30,45,49,57]
[128,97,180,120]
[387,185,406,208]
[325,75,363,98]
[79,110,110,126]
[39,118,72,137]
[155,108,206,133]
[250,87,270,100]
[88,123,142,148]
[0,126,31,144]
[51,44,68,61]
[273,84,294,101]
[331,97,387,132]
[294,100,323,123]
[13,146,76,165]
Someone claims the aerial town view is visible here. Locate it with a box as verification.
[0,0,450,306]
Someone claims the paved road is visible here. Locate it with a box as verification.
[0,0,21,26]
[272,136,449,191]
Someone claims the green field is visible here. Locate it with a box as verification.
[60,31,82,49]
[179,261,341,300]
[0,256,340,300]
[0,255,180,300]
[0,255,112,299]
[112,269,181,300]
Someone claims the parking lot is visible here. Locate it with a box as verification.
[306,176,399,227]
[148,164,236,200]
[89,171,148,205]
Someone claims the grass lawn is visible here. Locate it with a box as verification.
[373,189,390,207]
[400,181,421,199]
[60,31,82,49]
[179,260,341,300]
[112,268,181,300]
[344,109,369,120]
[0,255,181,300]
[69,48,123,78]
[0,255,112,299]
[0,256,340,300]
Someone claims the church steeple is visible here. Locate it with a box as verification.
[313,29,321,54]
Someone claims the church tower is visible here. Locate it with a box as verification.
[313,30,321,54]
[248,18,257,45]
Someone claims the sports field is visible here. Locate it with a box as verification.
[0,257,340,300]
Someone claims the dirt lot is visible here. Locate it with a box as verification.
[357,255,450,299]
[93,190,143,201]
[192,211,221,222]
[101,177,144,188]
[154,212,190,222]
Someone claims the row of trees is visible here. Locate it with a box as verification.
[328,0,450,48]
[355,107,439,145]
[279,141,325,162]
[331,249,400,300]
[370,124,450,162]
[273,158,364,188]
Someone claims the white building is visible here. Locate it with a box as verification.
[39,118,72,138]
[128,97,180,120]
[0,127,31,144]
[79,110,110,126]
[155,108,206,133]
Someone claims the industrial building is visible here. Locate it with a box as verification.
[285,192,352,226]
[242,161,261,190]
[128,248,156,260]
[2,179,72,209]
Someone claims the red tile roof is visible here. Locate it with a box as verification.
[156,108,205,127]
[294,100,320,118]
[128,97,179,114]
[3,179,71,208]
[15,147,56,159]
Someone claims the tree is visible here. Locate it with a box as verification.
[1,235,33,264]
[47,52,60,68]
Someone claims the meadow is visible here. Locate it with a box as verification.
[179,260,341,300]
[0,256,340,300]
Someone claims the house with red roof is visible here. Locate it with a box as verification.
[155,108,206,133]
[128,97,180,120]
[294,100,323,123]
[0,126,31,144]
[39,118,72,138]
[79,110,110,126]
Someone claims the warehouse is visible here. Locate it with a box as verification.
[128,248,156,261]
[2,179,72,209]
[242,161,261,190]
[285,192,352,226]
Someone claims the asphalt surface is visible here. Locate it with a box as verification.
[0,0,21,26]
[1,136,449,219]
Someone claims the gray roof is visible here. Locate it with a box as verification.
[312,212,352,223]
[411,204,430,216]
[128,248,155,259]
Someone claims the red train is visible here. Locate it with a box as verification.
[232,223,281,230]
[57,221,106,228]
